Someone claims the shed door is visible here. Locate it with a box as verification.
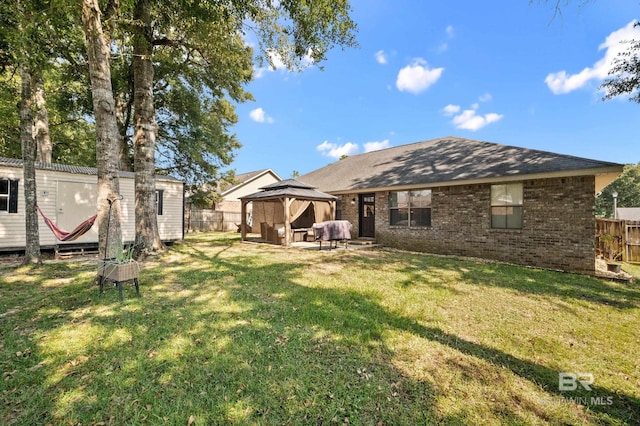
[359,194,375,238]
[57,181,98,244]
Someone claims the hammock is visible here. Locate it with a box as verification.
[36,205,97,242]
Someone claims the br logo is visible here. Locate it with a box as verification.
[558,372,594,391]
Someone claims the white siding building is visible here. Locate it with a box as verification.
[0,158,183,251]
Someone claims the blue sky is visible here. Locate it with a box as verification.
[229,0,639,179]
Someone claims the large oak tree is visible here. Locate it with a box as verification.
[80,0,123,258]
[121,0,357,257]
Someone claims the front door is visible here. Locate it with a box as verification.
[359,193,375,238]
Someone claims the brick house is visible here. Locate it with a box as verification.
[299,137,623,274]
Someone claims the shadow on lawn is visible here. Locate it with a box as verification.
[0,261,99,425]
[336,250,640,310]
[186,244,640,424]
[1,240,638,425]
[225,264,639,424]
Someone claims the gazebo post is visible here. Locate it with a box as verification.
[284,196,291,246]
[240,200,247,242]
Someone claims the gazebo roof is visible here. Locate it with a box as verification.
[241,178,337,201]
[259,178,316,190]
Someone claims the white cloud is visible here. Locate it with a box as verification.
[396,59,444,94]
[375,50,388,64]
[438,25,455,52]
[255,48,315,78]
[446,25,455,38]
[363,139,390,152]
[478,93,493,102]
[451,109,503,131]
[249,107,274,124]
[442,104,461,116]
[442,100,503,130]
[545,20,640,94]
[316,141,359,159]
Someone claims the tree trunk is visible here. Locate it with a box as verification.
[115,91,133,171]
[20,64,41,264]
[33,71,52,163]
[133,0,163,257]
[81,0,122,259]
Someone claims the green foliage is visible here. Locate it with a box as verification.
[138,0,357,187]
[186,188,220,209]
[0,71,20,158]
[113,243,136,263]
[0,0,95,165]
[596,163,640,217]
[0,0,358,180]
[600,23,640,103]
[152,25,251,185]
[599,233,621,261]
[245,0,358,70]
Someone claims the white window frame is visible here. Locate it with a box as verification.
[490,183,523,229]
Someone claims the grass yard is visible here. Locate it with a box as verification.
[1,233,639,425]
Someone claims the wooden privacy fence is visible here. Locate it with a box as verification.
[186,209,243,233]
[595,218,640,263]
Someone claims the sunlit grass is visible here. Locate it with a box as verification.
[1,232,639,425]
[622,262,640,280]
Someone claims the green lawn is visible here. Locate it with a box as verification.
[1,233,639,425]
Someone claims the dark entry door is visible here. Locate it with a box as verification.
[359,194,375,238]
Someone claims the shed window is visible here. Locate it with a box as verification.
[0,179,18,213]
[389,189,431,227]
[156,189,164,216]
[491,183,523,229]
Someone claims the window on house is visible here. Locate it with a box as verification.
[389,189,431,227]
[491,183,523,229]
[0,179,18,213]
[156,189,164,216]
[335,199,342,220]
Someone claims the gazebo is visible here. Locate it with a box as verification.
[239,179,337,246]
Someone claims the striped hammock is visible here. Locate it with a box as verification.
[36,205,97,242]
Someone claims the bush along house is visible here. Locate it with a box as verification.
[299,137,623,274]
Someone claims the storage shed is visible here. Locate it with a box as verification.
[0,157,184,252]
[239,179,337,246]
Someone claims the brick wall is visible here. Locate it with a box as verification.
[340,194,360,230]
[340,177,596,274]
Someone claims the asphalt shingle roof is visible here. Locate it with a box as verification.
[220,169,268,193]
[241,179,336,201]
[299,136,623,193]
